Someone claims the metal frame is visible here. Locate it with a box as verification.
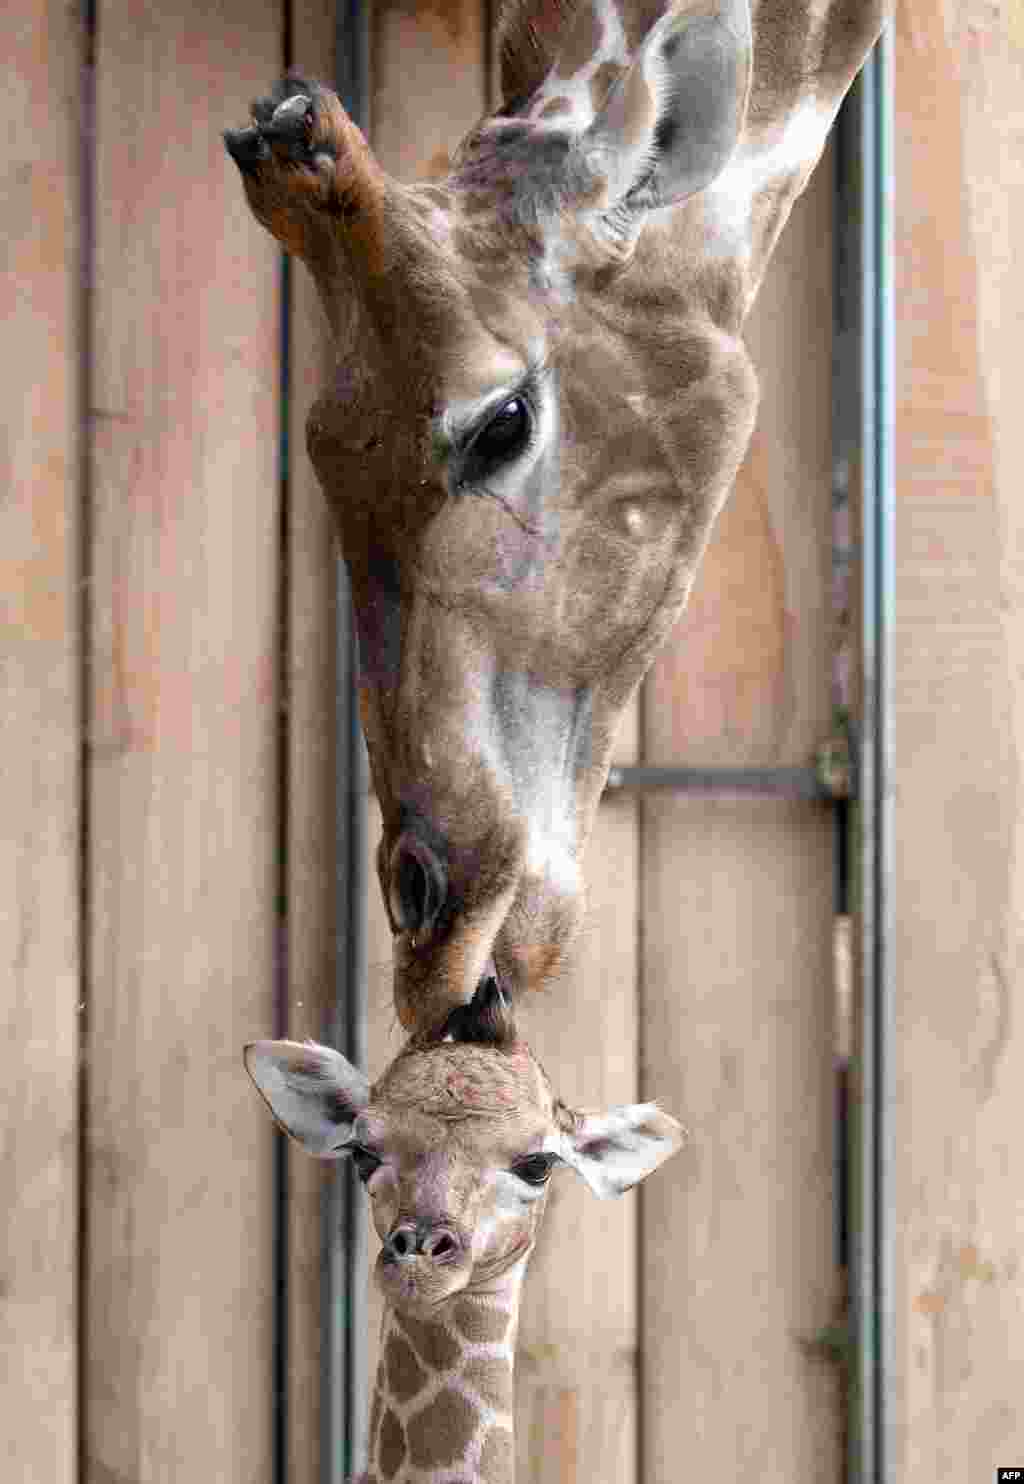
[605,765,841,801]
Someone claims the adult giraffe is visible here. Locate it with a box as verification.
[226,0,886,1039]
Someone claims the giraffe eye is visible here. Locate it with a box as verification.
[464,395,532,477]
[349,1146,382,1183]
[511,1153,557,1186]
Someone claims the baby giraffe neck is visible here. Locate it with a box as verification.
[365,1276,522,1484]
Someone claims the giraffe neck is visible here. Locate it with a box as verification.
[365,1269,523,1483]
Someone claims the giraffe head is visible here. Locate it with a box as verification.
[245,1032,684,1318]
[225,0,884,1036]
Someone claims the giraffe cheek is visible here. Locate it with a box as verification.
[472,1202,530,1268]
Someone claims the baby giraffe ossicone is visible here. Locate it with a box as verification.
[246,1032,684,1484]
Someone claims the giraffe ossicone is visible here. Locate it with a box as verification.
[226,0,887,1041]
[245,1035,684,1483]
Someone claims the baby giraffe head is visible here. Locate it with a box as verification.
[245,1034,684,1318]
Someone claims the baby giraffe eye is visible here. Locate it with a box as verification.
[511,1153,557,1186]
[349,1145,382,1183]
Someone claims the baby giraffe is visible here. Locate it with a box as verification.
[246,1030,684,1483]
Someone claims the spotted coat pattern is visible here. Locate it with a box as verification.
[363,1291,519,1484]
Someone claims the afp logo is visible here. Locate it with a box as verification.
[997,1471,1024,1481]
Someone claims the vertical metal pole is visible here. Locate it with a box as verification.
[322,6,371,1484]
[837,25,894,1484]
[855,53,879,1483]
[873,27,895,1484]
[276,248,293,1484]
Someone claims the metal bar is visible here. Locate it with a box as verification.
[839,26,894,1484]
[604,764,840,801]
[855,53,879,1479]
[836,57,875,1484]
[275,248,292,1484]
[335,0,371,141]
[322,8,371,1484]
[873,26,896,1484]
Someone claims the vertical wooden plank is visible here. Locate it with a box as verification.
[888,8,1024,1479]
[371,0,487,182]
[1,3,81,1479]
[641,156,840,1482]
[612,693,639,769]
[86,2,281,1480]
[286,4,339,1481]
[514,800,639,1484]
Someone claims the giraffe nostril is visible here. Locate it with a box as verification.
[424,1229,458,1261]
[386,1224,417,1261]
[390,831,447,943]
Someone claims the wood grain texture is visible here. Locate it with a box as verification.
[641,156,839,1481]
[514,799,639,1484]
[889,8,1024,1477]
[371,0,487,182]
[86,3,281,1479]
[1,3,81,1479]
[641,798,837,1480]
[286,3,339,1480]
[612,692,640,768]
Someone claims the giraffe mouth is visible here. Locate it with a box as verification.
[440,966,514,1046]
[374,1252,471,1316]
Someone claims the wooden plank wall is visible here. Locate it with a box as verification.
[4,1,850,1481]
[641,155,841,1481]
[85,2,282,1480]
[891,6,1024,1478]
[2,3,82,1480]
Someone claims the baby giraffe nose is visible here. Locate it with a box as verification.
[389,827,448,944]
[384,1222,461,1264]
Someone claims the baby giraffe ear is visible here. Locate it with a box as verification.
[562,1103,686,1199]
[244,1039,370,1157]
[585,0,751,217]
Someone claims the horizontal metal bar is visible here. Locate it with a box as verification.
[604,764,843,801]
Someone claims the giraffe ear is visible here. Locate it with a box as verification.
[244,1039,370,1157]
[584,0,752,214]
[562,1102,686,1199]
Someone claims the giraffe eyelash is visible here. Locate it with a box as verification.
[453,359,552,492]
